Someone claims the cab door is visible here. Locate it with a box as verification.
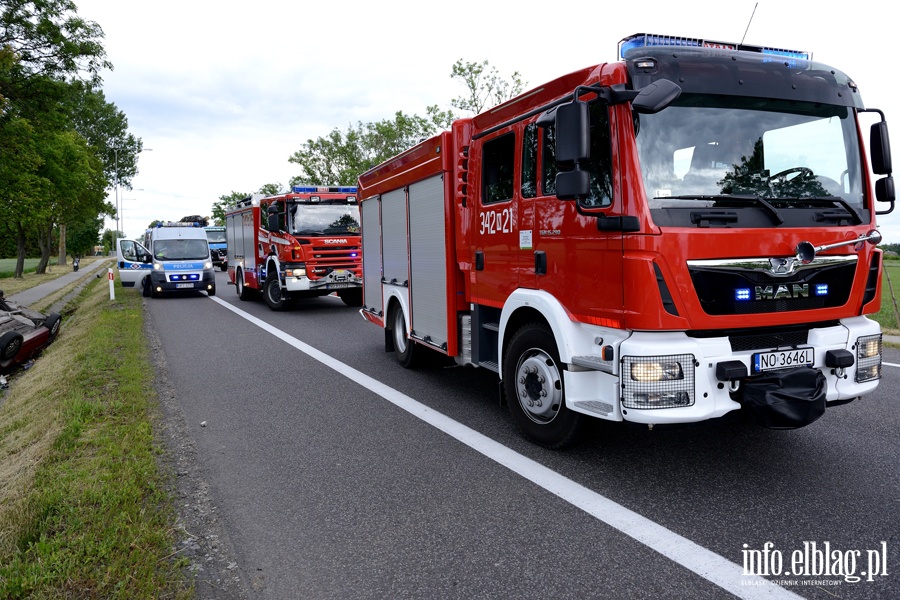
[471,128,533,306]
[116,238,152,288]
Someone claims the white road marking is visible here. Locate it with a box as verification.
[211,296,806,599]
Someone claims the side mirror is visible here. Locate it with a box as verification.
[870,121,892,175]
[556,101,590,165]
[555,101,591,199]
[876,175,895,215]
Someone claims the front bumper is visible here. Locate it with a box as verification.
[149,270,216,293]
[562,316,882,426]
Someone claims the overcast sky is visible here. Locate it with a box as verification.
[75,0,900,243]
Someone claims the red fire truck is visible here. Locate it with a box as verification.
[225,186,363,310]
[358,33,894,448]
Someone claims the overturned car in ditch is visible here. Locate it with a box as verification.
[0,289,62,373]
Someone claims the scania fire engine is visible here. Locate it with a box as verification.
[226,186,363,310]
[358,33,894,448]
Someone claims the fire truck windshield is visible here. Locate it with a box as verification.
[289,203,360,236]
[634,94,865,222]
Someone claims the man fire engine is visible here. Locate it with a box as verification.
[226,186,363,310]
[358,33,893,448]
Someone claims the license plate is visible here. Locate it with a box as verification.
[752,347,814,373]
[327,283,352,289]
[176,283,193,289]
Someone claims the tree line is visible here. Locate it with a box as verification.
[1,0,145,276]
[209,59,526,225]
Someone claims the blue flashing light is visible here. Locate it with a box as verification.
[619,32,810,61]
[735,288,752,301]
[292,185,359,194]
[815,283,829,297]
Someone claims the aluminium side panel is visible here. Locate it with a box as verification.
[381,189,409,287]
[408,174,448,349]
[360,198,383,312]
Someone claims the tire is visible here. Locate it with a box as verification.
[0,331,24,361]
[264,271,288,311]
[390,304,420,368]
[43,313,62,343]
[142,275,151,298]
[504,323,583,449]
[236,269,254,301]
[338,288,363,307]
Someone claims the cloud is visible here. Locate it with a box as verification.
[75,0,900,242]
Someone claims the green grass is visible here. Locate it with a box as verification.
[0,275,191,598]
[875,259,900,333]
[0,258,41,279]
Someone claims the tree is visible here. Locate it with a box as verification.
[33,127,106,273]
[0,0,110,87]
[211,191,249,226]
[258,182,281,196]
[288,107,452,187]
[450,59,526,115]
[0,0,113,274]
[100,227,123,254]
[285,59,518,188]
[0,116,43,274]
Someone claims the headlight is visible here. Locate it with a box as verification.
[622,354,695,409]
[285,265,307,278]
[630,361,684,382]
[153,262,163,270]
[205,261,213,269]
[856,334,882,383]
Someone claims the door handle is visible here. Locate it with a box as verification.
[535,251,547,275]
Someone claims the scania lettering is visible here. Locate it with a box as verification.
[357,33,892,448]
[116,220,216,297]
[225,186,363,310]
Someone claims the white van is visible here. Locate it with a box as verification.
[116,221,216,297]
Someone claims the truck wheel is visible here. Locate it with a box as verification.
[338,288,363,307]
[141,276,151,298]
[390,305,420,368]
[504,323,583,449]
[235,269,253,301]
[264,272,287,311]
[0,331,24,361]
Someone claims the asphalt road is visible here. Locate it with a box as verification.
[146,270,900,600]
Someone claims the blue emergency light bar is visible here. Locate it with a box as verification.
[292,185,358,194]
[618,33,811,61]
[156,220,203,228]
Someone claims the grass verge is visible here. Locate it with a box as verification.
[0,273,191,598]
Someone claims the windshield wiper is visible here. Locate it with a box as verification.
[657,194,784,225]
[769,196,863,225]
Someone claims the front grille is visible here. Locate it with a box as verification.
[689,261,855,316]
[729,329,809,352]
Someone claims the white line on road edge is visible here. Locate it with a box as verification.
[210,296,799,599]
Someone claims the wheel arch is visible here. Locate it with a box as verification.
[383,288,410,350]
[498,289,576,377]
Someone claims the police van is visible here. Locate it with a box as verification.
[116,221,216,297]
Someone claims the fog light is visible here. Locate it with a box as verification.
[856,334,882,383]
[630,391,691,408]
